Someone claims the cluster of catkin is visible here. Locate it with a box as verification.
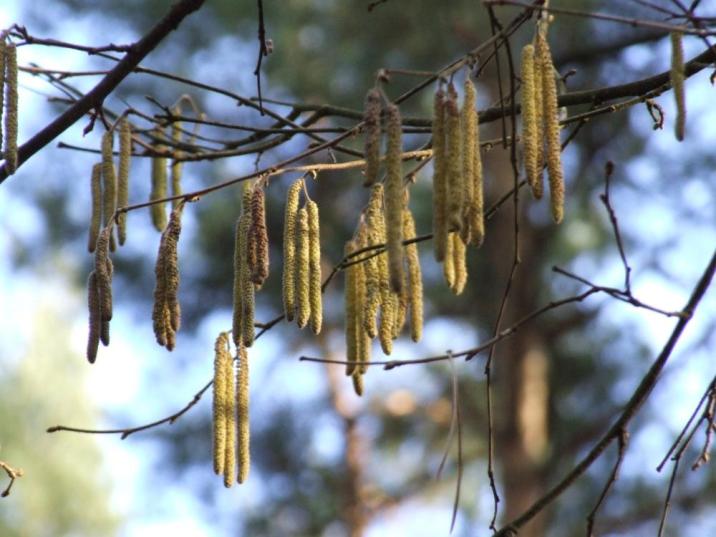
[281,178,323,334]
[212,332,250,487]
[431,79,483,294]
[0,37,18,175]
[152,204,184,350]
[520,32,565,223]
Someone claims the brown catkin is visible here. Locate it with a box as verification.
[170,109,183,207]
[86,271,100,364]
[3,43,18,175]
[671,32,686,142]
[0,40,5,154]
[236,344,250,484]
[460,77,477,245]
[445,83,463,234]
[150,131,168,232]
[236,183,255,348]
[432,88,448,262]
[94,227,113,323]
[443,231,455,289]
[282,179,302,321]
[223,344,236,488]
[88,163,102,253]
[100,319,110,347]
[248,184,269,287]
[384,102,405,294]
[363,88,382,187]
[403,209,423,342]
[521,44,541,199]
[295,207,311,329]
[307,200,323,335]
[212,332,229,476]
[452,233,468,295]
[117,118,131,245]
[537,35,565,224]
[101,131,117,251]
[151,206,183,350]
[344,240,359,377]
[363,184,384,338]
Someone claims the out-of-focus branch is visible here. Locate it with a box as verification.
[0,460,23,498]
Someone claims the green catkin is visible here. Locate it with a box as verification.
[403,209,423,342]
[534,38,545,188]
[238,184,256,348]
[537,34,565,224]
[117,118,131,245]
[376,219,394,355]
[170,110,183,207]
[295,207,311,329]
[94,227,113,323]
[379,288,395,355]
[384,102,405,294]
[671,32,686,142]
[236,344,250,484]
[355,225,372,375]
[151,206,183,350]
[150,131,168,232]
[88,163,102,253]
[460,77,477,245]
[86,271,100,364]
[0,40,5,153]
[351,370,364,397]
[212,332,229,476]
[521,44,541,199]
[443,231,455,289]
[432,88,448,262]
[101,131,117,251]
[452,233,468,295]
[363,88,382,187]
[307,200,323,335]
[248,185,269,287]
[282,179,302,321]
[344,240,358,377]
[469,83,485,246]
[394,268,408,340]
[223,345,236,488]
[445,83,463,234]
[363,185,384,338]
[3,43,18,175]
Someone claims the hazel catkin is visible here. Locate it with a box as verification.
[363,87,382,187]
[451,232,468,295]
[236,343,250,484]
[170,109,184,206]
[94,226,113,323]
[223,344,236,488]
[101,131,117,251]
[117,118,131,245]
[212,332,230,476]
[151,205,183,350]
[521,44,541,199]
[344,240,359,377]
[306,199,322,335]
[150,131,168,232]
[248,184,269,287]
[363,184,384,338]
[460,77,476,245]
[88,163,102,253]
[670,32,686,142]
[282,179,302,321]
[432,88,448,262]
[295,206,311,329]
[384,102,405,295]
[402,208,423,342]
[0,40,6,154]
[3,43,18,175]
[445,83,463,234]
[86,271,101,364]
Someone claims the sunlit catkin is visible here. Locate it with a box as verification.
[212,332,229,476]
[282,179,302,321]
[403,209,423,342]
[150,131,168,232]
[170,110,183,206]
[344,240,359,377]
[432,88,448,262]
[223,345,236,488]
[117,118,131,245]
[470,91,485,246]
[307,200,322,335]
[236,344,250,484]
[86,271,100,364]
[295,207,311,329]
[460,78,476,245]
[355,224,371,374]
[88,163,102,253]
[534,39,545,185]
[94,226,113,323]
[384,102,404,294]
[363,87,382,187]
[452,233,468,295]
[446,83,463,234]
[233,183,255,348]
[3,43,18,175]
[537,34,564,224]
[363,185,384,338]
[248,184,269,287]
[521,44,541,199]
[670,32,686,142]
[379,290,396,355]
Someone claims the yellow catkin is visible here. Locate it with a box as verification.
[384,102,404,294]
[117,118,131,245]
[94,227,113,323]
[236,344,250,484]
[151,206,183,350]
[295,206,311,329]
[469,84,485,246]
[460,77,476,245]
[537,35,565,224]
[452,233,468,295]
[307,200,322,335]
[223,344,236,488]
[170,110,183,207]
[534,39,545,189]
[355,224,372,375]
[150,131,168,232]
[0,40,5,153]
[88,163,102,253]
[101,131,117,251]
[351,370,364,397]
[403,209,423,342]
[363,87,382,187]
[443,231,455,289]
[248,185,269,287]
[432,88,448,262]
[282,179,302,321]
[671,32,686,142]
[445,83,463,234]
[363,184,384,338]
[521,44,541,199]
[376,214,394,355]
[233,183,255,348]
[3,43,18,175]
[86,271,100,364]
[212,332,229,476]
[344,240,358,377]
[394,268,408,340]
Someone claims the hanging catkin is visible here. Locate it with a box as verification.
[432,88,448,262]
[306,199,322,335]
[117,118,131,245]
[521,44,541,199]
[451,233,468,295]
[537,34,565,224]
[344,240,359,377]
[212,332,230,476]
[248,184,269,287]
[282,179,302,321]
[295,206,311,329]
[233,183,255,348]
[460,77,476,245]
[446,83,463,234]
[363,185,384,338]
[150,131,168,232]
[443,231,455,289]
[94,226,113,323]
[670,32,686,142]
[469,87,485,247]
[223,345,236,488]
[86,271,101,364]
[101,131,117,251]
[151,205,183,350]
[3,43,18,175]
[355,224,371,375]
[88,163,102,253]
[352,370,364,397]
[236,343,250,483]
[402,208,423,342]
[170,109,184,206]
[0,40,5,154]
[363,88,382,187]
[534,39,545,182]
[384,102,404,294]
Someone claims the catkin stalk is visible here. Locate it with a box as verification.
[432,89,448,262]
[445,83,463,234]
[307,200,322,335]
[212,332,229,476]
[117,118,131,245]
[295,207,311,329]
[282,179,302,321]
[403,209,423,342]
[3,43,18,175]
[248,185,269,287]
[150,131,168,232]
[88,163,102,253]
[384,102,404,294]
[671,32,686,142]
[521,44,541,199]
[363,88,382,187]
[86,271,101,364]
[237,344,250,483]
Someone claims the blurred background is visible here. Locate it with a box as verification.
[0,1,715,536]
